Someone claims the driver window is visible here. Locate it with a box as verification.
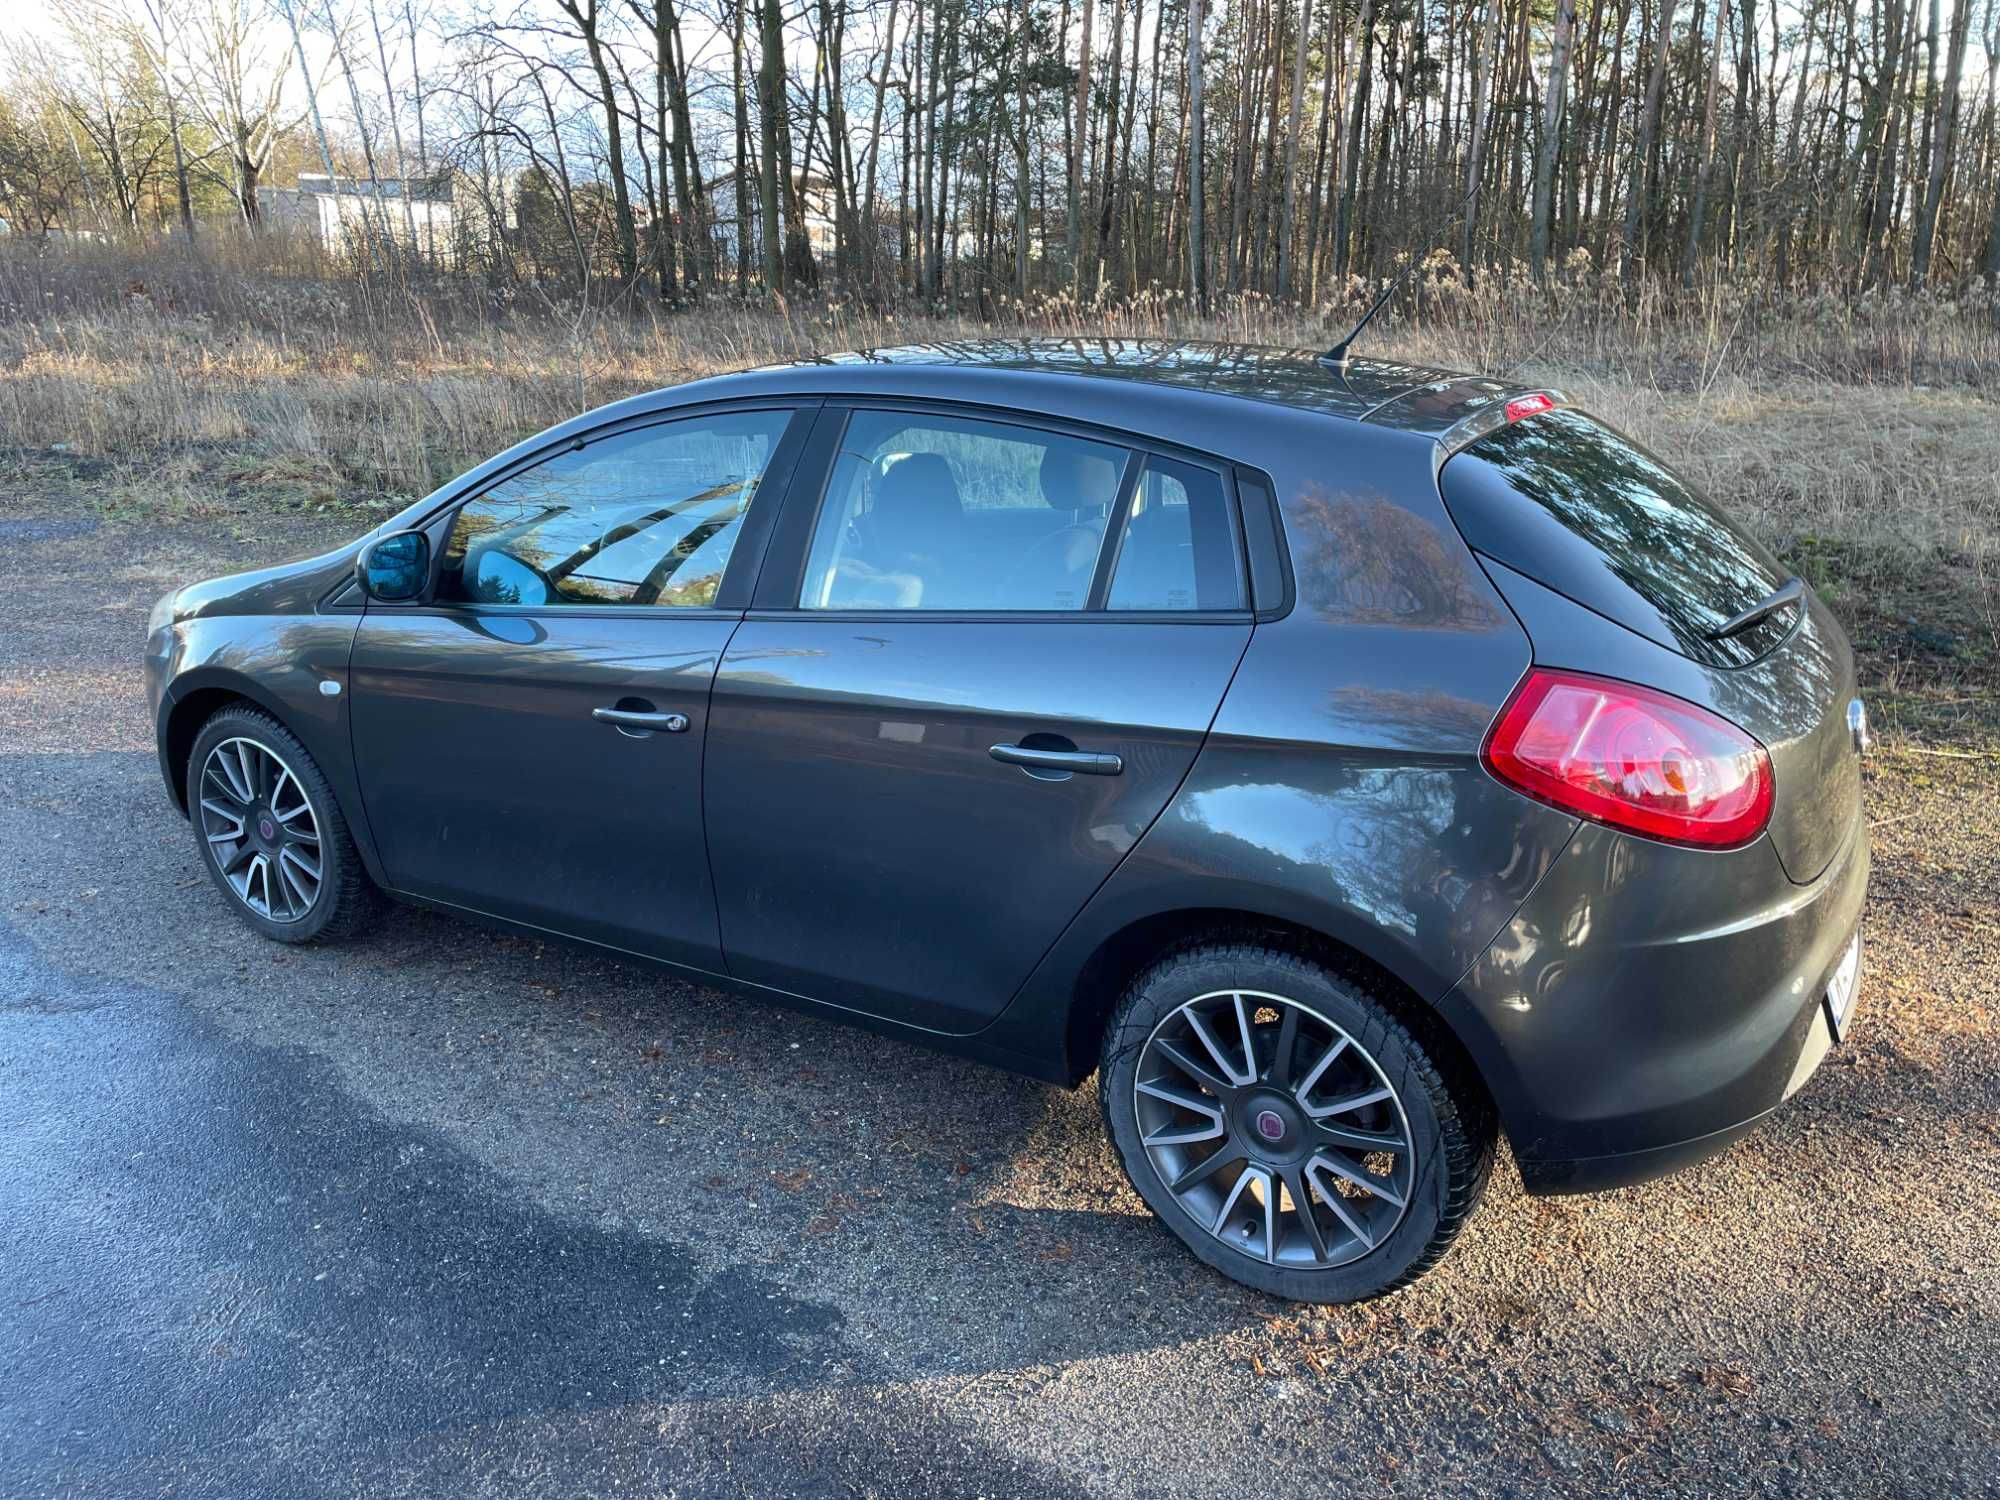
[438,409,793,608]
[798,410,1130,611]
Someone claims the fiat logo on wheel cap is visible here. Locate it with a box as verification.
[1255,1109,1286,1142]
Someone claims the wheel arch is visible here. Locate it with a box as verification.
[159,670,295,815]
[1054,905,1501,1129]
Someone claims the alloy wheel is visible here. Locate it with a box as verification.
[196,736,324,923]
[1132,988,1414,1269]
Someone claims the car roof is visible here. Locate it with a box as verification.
[669,339,1522,437]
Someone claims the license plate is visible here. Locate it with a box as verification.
[1824,933,1861,1042]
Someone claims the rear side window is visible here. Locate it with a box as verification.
[797,410,1244,614]
[800,410,1129,611]
[1440,409,1790,666]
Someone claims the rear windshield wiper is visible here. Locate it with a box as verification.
[1708,577,1805,641]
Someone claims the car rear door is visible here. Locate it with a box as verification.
[703,402,1255,1033]
[347,403,812,970]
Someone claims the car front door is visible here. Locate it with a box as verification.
[704,403,1256,1032]
[348,404,811,970]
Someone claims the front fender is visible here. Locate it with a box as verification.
[153,614,377,884]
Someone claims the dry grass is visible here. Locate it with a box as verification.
[2,285,1992,559]
[0,241,1993,741]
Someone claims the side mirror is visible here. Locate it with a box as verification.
[357,530,431,602]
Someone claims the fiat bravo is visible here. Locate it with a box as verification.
[144,341,1868,1302]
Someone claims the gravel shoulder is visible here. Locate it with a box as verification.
[1,513,1995,1500]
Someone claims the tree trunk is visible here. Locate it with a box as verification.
[279,0,348,253]
[1275,0,1313,297]
[1015,0,1031,295]
[757,0,786,293]
[405,0,433,261]
[1463,0,1502,281]
[1910,0,1972,284]
[1680,0,1728,285]
[555,0,640,283]
[1333,0,1375,281]
[1188,0,1206,306]
[1773,0,1814,286]
[367,0,421,250]
[1092,0,1126,284]
[141,0,197,246]
[861,0,900,277]
[1069,0,1096,280]
[1529,0,1577,279]
[1618,0,1675,280]
[733,0,753,288]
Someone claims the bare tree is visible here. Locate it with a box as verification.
[136,0,200,242]
[178,0,292,227]
[1911,0,1974,284]
[549,0,640,281]
[1529,0,1577,279]
[1680,0,1729,285]
[757,0,787,292]
[1274,0,1310,296]
[1187,0,1204,306]
[1619,0,1677,280]
[1069,0,1095,281]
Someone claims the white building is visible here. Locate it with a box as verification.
[257,172,507,258]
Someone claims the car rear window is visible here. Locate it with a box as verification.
[1439,409,1793,667]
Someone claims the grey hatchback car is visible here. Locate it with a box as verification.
[144,341,1868,1303]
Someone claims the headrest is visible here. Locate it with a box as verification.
[1037,443,1121,511]
[873,453,962,526]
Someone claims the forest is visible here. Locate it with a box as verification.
[0,0,1995,308]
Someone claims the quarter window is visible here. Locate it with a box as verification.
[799,411,1132,611]
[439,410,793,608]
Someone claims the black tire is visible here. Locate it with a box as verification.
[185,704,378,944]
[1099,942,1494,1303]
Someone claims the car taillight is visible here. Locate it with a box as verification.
[1482,669,1773,849]
[1503,392,1555,423]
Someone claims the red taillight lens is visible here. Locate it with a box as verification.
[1482,669,1773,848]
[1503,392,1555,423]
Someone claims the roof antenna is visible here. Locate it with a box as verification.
[1322,184,1480,372]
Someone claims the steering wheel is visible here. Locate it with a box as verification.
[998,524,1104,607]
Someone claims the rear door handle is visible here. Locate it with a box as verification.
[594,706,689,733]
[989,743,1123,776]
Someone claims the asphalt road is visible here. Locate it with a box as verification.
[2,512,1996,1500]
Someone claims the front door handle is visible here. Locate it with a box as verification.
[989,743,1123,777]
[594,706,689,733]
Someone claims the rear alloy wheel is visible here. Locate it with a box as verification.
[186,706,376,944]
[1101,944,1494,1302]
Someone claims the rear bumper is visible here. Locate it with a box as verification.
[1440,815,1869,1194]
